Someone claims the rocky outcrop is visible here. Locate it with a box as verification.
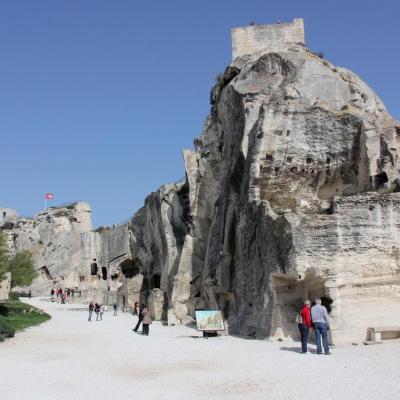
[0,272,11,301]
[2,19,399,344]
[1,202,92,296]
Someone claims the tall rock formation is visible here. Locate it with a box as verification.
[0,203,92,295]
[2,19,399,344]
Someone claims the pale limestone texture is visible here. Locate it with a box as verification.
[1,202,92,296]
[0,272,11,301]
[1,20,400,344]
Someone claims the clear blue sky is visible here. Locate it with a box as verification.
[1,0,399,227]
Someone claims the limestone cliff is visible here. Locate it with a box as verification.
[2,19,400,344]
[0,203,92,295]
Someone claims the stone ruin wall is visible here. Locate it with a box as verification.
[2,20,400,345]
[231,18,305,59]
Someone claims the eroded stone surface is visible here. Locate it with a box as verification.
[2,20,400,344]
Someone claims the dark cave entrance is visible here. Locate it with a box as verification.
[119,259,139,278]
[373,172,388,190]
[91,261,98,276]
[152,274,161,289]
[101,267,108,280]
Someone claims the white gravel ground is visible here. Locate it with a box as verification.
[0,298,399,400]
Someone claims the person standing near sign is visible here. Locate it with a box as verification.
[141,305,152,336]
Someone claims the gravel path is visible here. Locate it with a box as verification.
[0,298,399,400]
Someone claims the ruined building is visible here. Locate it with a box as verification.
[2,19,400,344]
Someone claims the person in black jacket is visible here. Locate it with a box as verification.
[94,303,101,321]
[88,302,94,322]
[133,303,145,333]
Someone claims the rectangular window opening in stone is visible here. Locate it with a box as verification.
[101,267,107,280]
[90,262,98,276]
[153,274,161,289]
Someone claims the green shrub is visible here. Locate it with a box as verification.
[8,292,19,301]
[0,304,9,316]
[8,251,38,288]
[0,320,15,341]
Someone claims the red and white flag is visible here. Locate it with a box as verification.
[45,192,54,200]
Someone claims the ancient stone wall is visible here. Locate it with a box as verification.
[231,18,305,59]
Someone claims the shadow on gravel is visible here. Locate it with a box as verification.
[280,346,318,354]
[174,335,204,339]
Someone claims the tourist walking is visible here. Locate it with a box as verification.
[95,303,101,321]
[141,305,152,336]
[133,303,145,332]
[133,302,139,316]
[311,298,331,355]
[88,302,94,322]
[113,303,118,316]
[60,291,65,304]
[99,304,104,321]
[297,300,312,353]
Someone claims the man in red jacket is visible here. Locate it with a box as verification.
[298,300,312,353]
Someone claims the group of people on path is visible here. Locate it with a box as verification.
[88,302,105,321]
[50,288,74,304]
[297,297,331,355]
[86,296,330,348]
[87,300,152,335]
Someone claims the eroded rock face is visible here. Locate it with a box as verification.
[168,27,400,343]
[2,21,399,344]
[1,202,92,296]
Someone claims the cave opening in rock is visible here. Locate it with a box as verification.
[373,172,388,190]
[101,267,107,280]
[119,259,139,278]
[152,274,161,289]
[271,272,332,339]
[90,262,98,276]
[305,275,332,314]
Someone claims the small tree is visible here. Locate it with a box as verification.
[8,250,37,288]
[0,232,8,278]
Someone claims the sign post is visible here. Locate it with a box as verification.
[195,310,225,338]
